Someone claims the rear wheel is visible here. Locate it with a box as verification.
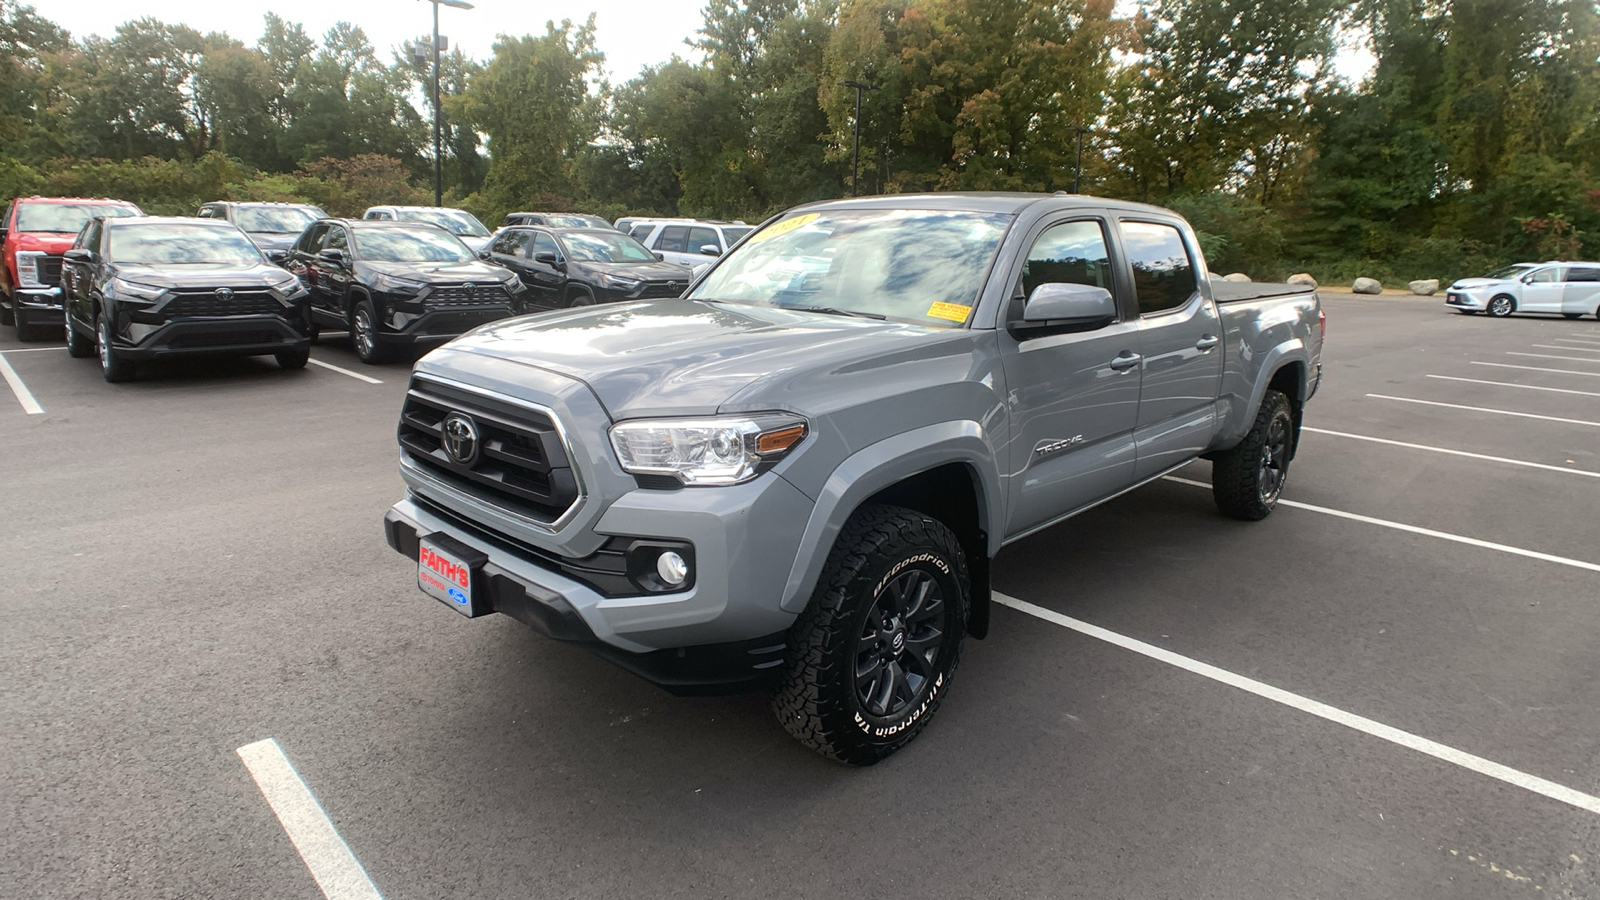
[65,317,94,358]
[1487,295,1515,318]
[350,298,392,365]
[97,312,135,383]
[1213,390,1293,521]
[275,349,310,369]
[773,504,969,766]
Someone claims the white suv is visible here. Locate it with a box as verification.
[627,219,754,274]
[362,206,493,254]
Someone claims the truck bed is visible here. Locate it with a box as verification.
[1210,280,1317,304]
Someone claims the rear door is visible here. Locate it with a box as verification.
[489,229,539,301]
[1119,219,1224,480]
[653,225,693,267]
[1519,265,1565,312]
[1562,266,1600,316]
[1000,215,1143,539]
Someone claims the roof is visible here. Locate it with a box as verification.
[17,196,140,206]
[315,217,450,230]
[789,192,1184,218]
[367,205,475,213]
[105,215,234,226]
[207,200,324,208]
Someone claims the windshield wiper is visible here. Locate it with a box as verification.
[791,306,886,320]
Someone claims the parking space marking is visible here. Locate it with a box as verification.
[993,593,1600,817]
[1303,426,1600,479]
[0,352,44,414]
[1472,361,1600,379]
[1507,352,1600,365]
[307,358,383,385]
[1426,374,1600,398]
[1367,394,1600,428]
[0,345,64,352]
[1162,475,1600,574]
[236,739,384,900]
[1535,344,1600,354]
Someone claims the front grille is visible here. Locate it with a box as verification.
[637,280,686,299]
[167,330,280,348]
[39,255,63,288]
[398,377,580,524]
[162,291,282,317]
[426,284,513,307]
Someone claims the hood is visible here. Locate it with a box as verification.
[1450,277,1513,289]
[571,259,696,281]
[245,232,300,252]
[113,262,293,289]
[361,259,513,284]
[441,299,956,419]
[11,232,76,254]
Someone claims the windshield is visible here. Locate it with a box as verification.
[354,227,473,263]
[537,214,608,229]
[108,224,263,265]
[1484,264,1535,280]
[235,207,324,233]
[688,209,1011,326]
[561,231,657,264]
[17,203,139,233]
[395,209,490,237]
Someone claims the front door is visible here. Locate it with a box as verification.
[1519,265,1566,313]
[526,231,567,306]
[1119,219,1224,480]
[1000,216,1143,540]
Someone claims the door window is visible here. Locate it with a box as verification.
[656,226,688,253]
[297,225,328,253]
[1120,221,1197,315]
[323,227,349,251]
[1567,267,1600,283]
[1022,220,1113,298]
[492,230,529,256]
[1527,266,1564,284]
[530,232,560,262]
[198,206,218,218]
[687,226,719,253]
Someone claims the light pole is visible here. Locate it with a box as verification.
[1072,125,1090,194]
[839,79,878,196]
[425,0,474,207]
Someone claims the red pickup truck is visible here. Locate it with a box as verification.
[2,196,143,340]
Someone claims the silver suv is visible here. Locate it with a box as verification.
[627,219,754,274]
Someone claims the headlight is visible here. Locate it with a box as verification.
[106,276,167,303]
[269,276,309,301]
[14,251,44,287]
[609,414,808,485]
[601,272,643,290]
[375,273,428,293]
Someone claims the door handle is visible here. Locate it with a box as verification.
[1109,352,1142,372]
[1195,334,1219,351]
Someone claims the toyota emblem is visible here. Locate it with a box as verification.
[215,288,235,301]
[462,282,476,292]
[441,412,480,466]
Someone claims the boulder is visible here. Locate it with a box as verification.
[1222,272,1251,282]
[1352,277,1383,294]
[1409,279,1440,296]
[1287,273,1317,287]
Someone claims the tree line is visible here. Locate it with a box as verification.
[2,0,1597,281]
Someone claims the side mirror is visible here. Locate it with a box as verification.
[699,244,721,257]
[477,250,492,260]
[63,248,94,264]
[317,248,347,265]
[653,252,665,262]
[265,249,289,263]
[534,251,561,267]
[1010,283,1117,338]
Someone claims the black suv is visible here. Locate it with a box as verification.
[501,212,613,229]
[61,217,314,382]
[484,226,695,308]
[197,201,329,254]
[286,218,527,364]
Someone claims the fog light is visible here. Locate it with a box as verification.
[656,551,689,586]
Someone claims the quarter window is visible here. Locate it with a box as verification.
[1022,220,1113,299]
[1121,221,1198,315]
[656,226,688,253]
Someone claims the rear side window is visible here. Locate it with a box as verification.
[1023,220,1113,298]
[656,226,688,253]
[687,226,719,252]
[630,224,654,242]
[1568,267,1600,283]
[1121,221,1197,315]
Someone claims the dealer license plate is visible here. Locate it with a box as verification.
[418,537,478,617]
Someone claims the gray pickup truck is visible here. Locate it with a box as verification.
[383,193,1324,764]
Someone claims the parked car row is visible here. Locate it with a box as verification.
[1445,260,1600,319]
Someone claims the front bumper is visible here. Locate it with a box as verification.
[378,302,518,346]
[12,286,64,326]
[114,313,313,360]
[1445,291,1486,310]
[384,495,803,695]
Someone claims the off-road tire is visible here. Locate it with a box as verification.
[1212,389,1294,521]
[773,504,969,766]
[276,349,310,369]
[97,312,135,383]
[65,318,93,358]
[350,298,393,365]
[1487,294,1515,318]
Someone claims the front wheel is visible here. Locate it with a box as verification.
[97,312,136,383]
[1212,390,1293,520]
[773,504,969,766]
[1486,295,1515,318]
[350,298,392,365]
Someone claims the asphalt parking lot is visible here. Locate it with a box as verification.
[3,292,1599,899]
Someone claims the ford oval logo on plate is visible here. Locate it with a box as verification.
[448,587,468,606]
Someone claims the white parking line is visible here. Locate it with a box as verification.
[0,353,43,414]
[1472,361,1600,379]
[1507,352,1600,364]
[0,346,65,352]
[1162,475,1600,574]
[307,358,382,385]
[1366,393,1600,428]
[993,592,1600,817]
[1302,426,1600,479]
[1561,334,1600,342]
[1536,344,1600,354]
[237,739,384,900]
[1425,374,1600,398]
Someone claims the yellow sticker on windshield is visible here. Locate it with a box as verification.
[927,302,972,322]
[747,213,819,244]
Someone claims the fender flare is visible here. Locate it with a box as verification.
[779,420,1004,613]
[1216,340,1309,451]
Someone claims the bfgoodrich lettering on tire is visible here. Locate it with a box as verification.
[772,504,969,765]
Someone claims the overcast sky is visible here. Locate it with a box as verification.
[63,0,710,82]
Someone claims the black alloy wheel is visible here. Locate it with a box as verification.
[1255,411,1291,508]
[1212,389,1294,520]
[855,567,946,718]
[1487,295,1515,318]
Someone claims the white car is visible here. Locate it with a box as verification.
[362,206,493,254]
[1445,261,1600,319]
[626,219,754,276]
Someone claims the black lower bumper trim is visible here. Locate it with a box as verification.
[384,508,786,696]
[117,316,312,360]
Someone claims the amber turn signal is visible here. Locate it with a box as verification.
[756,424,807,454]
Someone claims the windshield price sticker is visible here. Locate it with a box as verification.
[927,301,973,322]
[747,213,820,244]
